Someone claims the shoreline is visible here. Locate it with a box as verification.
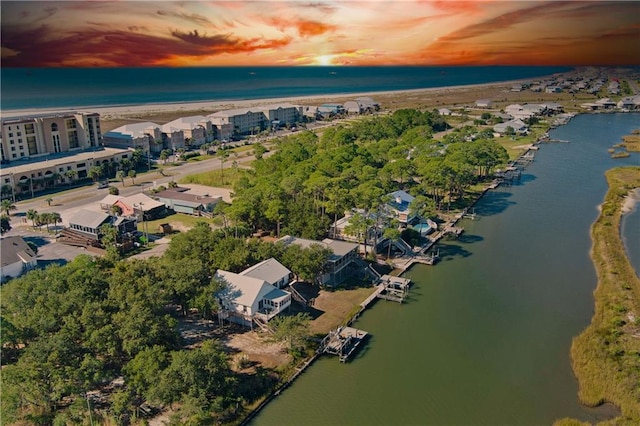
[0,78,532,119]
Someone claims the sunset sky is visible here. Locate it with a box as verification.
[1,1,639,67]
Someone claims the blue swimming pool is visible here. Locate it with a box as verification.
[413,222,434,234]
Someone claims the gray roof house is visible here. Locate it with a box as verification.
[240,257,293,289]
[1,236,37,282]
[154,187,222,216]
[68,209,112,239]
[493,119,528,135]
[278,236,359,287]
[215,269,292,327]
[344,97,380,114]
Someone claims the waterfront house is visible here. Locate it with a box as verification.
[493,119,528,135]
[0,236,37,282]
[278,235,360,286]
[215,269,292,327]
[385,190,416,225]
[240,257,293,289]
[114,193,166,220]
[596,98,617,109]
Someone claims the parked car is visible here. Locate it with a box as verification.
[97,181,109,189]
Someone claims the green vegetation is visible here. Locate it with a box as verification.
[0,223,336,424]
[179,167,248,189]
[223,109,508,241]
[621,130,640,152]
[567,166,640,424]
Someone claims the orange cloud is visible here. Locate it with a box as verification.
[268,17,338,38]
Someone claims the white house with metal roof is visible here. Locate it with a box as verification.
[1,236,37,282]
[493,119,528,135]
[215,269,292,327]
[240,257,292,289]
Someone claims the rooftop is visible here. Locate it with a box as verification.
[1,236,37,267]
[0,147,130,178]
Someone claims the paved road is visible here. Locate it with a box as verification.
[10,148,262,226]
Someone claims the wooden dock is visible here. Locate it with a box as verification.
[321,326,369,362]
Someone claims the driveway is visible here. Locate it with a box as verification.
[3,224,93,269]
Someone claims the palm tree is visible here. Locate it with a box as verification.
[128,170,136,185]
[50,212,62,231]
[111,204,123,216]
[89,166,102,182]
[27,209,38,228]
[1,199,16,216]
[65,169,78,185]
[116,170,126,187]
[45,197,53,207]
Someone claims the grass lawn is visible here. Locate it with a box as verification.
[309,286,376,335]
[138,214,217,235]
[179,167,249,189]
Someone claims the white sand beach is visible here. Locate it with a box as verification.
[0,80,523,120]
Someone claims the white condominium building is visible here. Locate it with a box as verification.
[0,111,102,162]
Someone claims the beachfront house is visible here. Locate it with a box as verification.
[475,99,493,108]
[317,103,345,119]
[215,269,292,327]
[0,236,37,282]
[344,97,380,114]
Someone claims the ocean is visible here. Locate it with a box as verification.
[0,66,571,111]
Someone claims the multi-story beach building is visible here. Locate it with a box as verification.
[0,111,102,162]
[161,116,215,148]
[103,122,167,154]
[208,103,302,138]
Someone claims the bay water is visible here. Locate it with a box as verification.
[252,112,639,425]
[0,66,569,111]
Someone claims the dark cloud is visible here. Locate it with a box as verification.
[157,10,214,27]
[301,3,338,14]
[0,24,292,67]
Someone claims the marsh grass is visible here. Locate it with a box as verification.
[565,166,640,425]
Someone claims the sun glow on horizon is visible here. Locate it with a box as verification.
[314,54,336,66]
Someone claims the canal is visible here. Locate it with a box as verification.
[252,113,640,425]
